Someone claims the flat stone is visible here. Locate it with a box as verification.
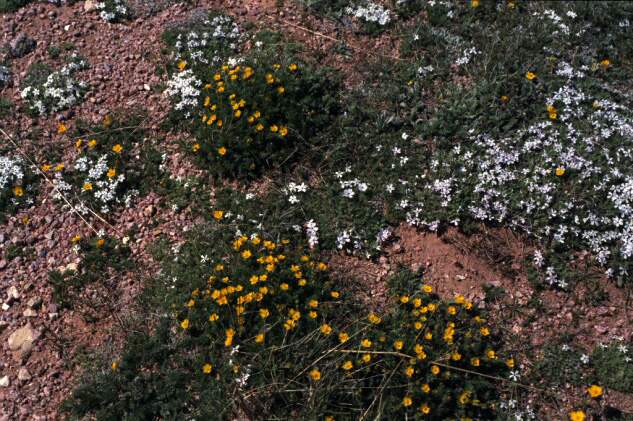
[0,376,9,388]
[8,323,37,351]
[17,368,31,381]
[27,297,42,310]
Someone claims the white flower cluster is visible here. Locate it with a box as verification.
[284,182,309,204]
[306,219,319,249]
[429,60,633,274]
[20,57,89,116]
[96,0,128,23]
[345,2,392,26]
[0,155,25,194]
[164,69,202,117]
[74,154,131,214]
[171,14,243,67]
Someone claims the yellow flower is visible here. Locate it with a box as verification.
[58,124,66,133]
[452,352,462,361]
[471,357,480,367]
[556,168,565,176]
[280,126,288,136]
[96,239,105,247]
[309,300,319,308]
[112,362,117,370]
[108,169,116,178]
[362,339,372,348]
[14,186,23,197]
[217,147,227,156]
[281,283,289,290]
[405,366,414,377]
[460,391,470,404]
[254,111,261,118]
[289,64,297,70]
[422,384,430,393]
[526,72,536,80]
[76,139,83,147]
[309,311,318,318]
[414,322,422,330]
[178,61,186,70]
[270,125,279,132]
[192,144,200,152]
[502,95,509,101]
[88,140,96,147]
[550,112,557,119]
[255,334,264,343]
[321,324,332,335]
[42,165,50,171]
[331,291,339,298]
[213,211,223,220]
[423,285,432,293]
[402,397,412,407]
[339,332,349,343]
[113,144,123,153]
[472,0,479,6]
[72,235,81,242]
[342,361,353,370]
[56,164,64,171]
[428,303,436,311]
[362,354,371,363]
[588,385,602,398]
[278,87,284,93]
[181,319,190,329]
[570,411,586,421]
[448,306,456,314]
[310,369,321,380]
[421,404,430,414]
[486,349,496,359]
[509,2,515,7]
[401,296,409,303]
[394,341,403,350]
[600,60,610,67]
[425,332,433,340]
[83,184,92,191]
[260,309,270,318]
[431,365,440,375]
[209,314,219,321]
[203,364,212,373]
[507,359,514,368]
[242,250,252,259]
[480,327,490,336]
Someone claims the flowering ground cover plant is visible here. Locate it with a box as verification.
[19,54,90,116]
[0,153,38,221]
[164,24,340,177]
[50,112,164,216]
[64,228,509,419]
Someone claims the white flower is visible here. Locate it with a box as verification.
[581,354,589,364]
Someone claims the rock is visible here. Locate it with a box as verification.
[27,297,42,310]
[17,368,31,381]
[23,309,37,318]
[84,0,96,11]
[8,323,37,351]
[1,304,9,311]
[0,376,9,388]
[143,205,156,217]
[0,321,7,332]
[8,34,37,59]
[5,286,19,304]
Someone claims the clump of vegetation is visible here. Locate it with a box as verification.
[20,55,90,116]
[49,111,165,217]
[0,153,38,221]
[63,230,509,419]
[47,235,133,313]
